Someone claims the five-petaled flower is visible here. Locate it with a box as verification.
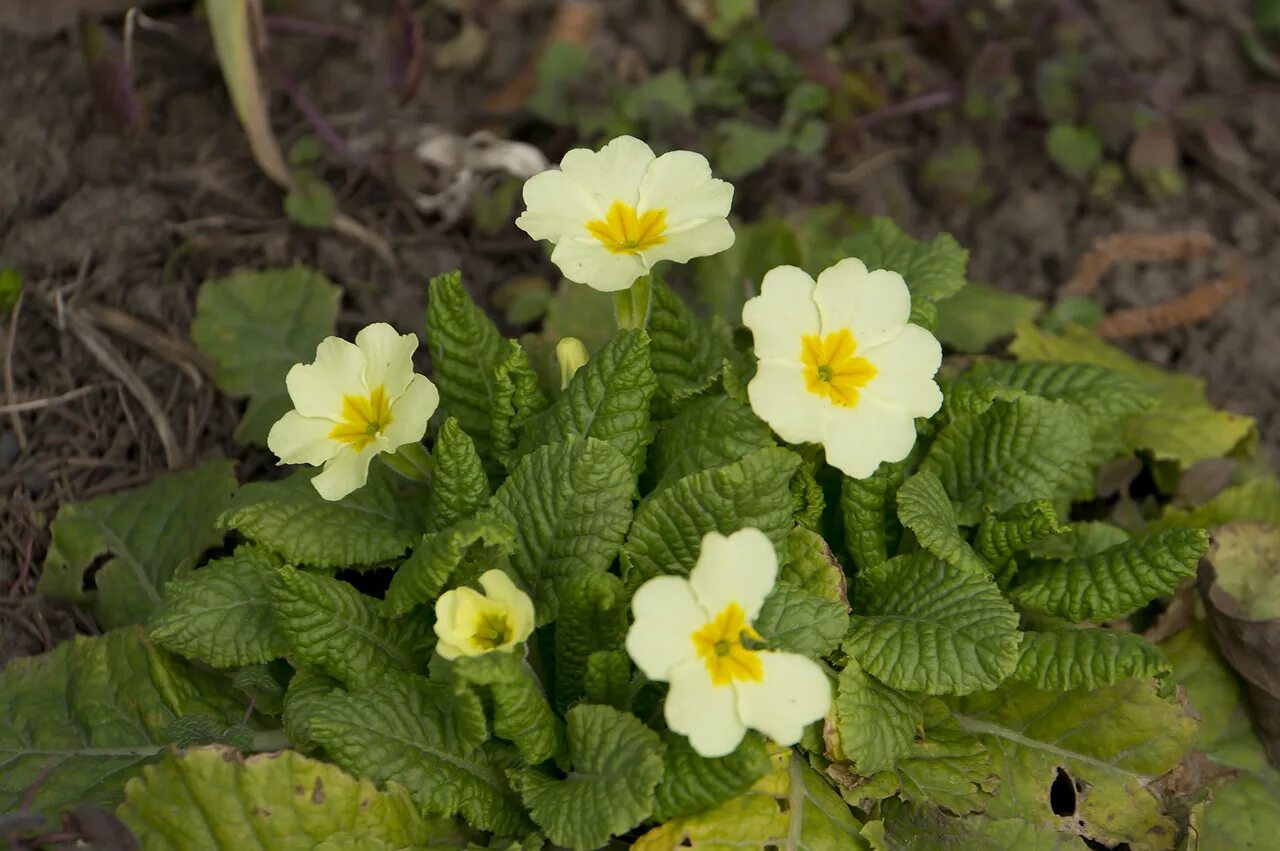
[434,570,536,660]
[625,528,831,757]
[742,259,943,479]
[267,323,439,501]
[515,135,735,292]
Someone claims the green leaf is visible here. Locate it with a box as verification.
[1152,476,1280,531]
[831,659,922,775]
[753,582,847,658]
[840,463,907,572]
[974,500,1065,565]
[653,732,772,822]
[219,465,427,569]
[634,747,867,850]
[961,360,1154,430]
[863,801,1085,850]
[490,339,549,468]
[520,329,656,475]
[553,572,630,713]
[1010,528,1210,621]
[715,119,785,178]
[427,417,490,532]
[1029,521,1130,560]
[454,652,565,765]
[117,746,460,850]
[304,671,525,834]
[268,565,430,687]
[649,393,776,492]
[1010,628,1171,690]
[1197,772,1280,851]
[281,668,342,752]
[40,460,237,629]
[1046,123,1103,180]
[847,554,1020,694]
[896,470,990,575]
[1010,322,1255,466]
[283,174,337,229]
[487,438,634,622]
[386,516,516,617]
[509,705,665,851]
[647,277,732,408]
[190,267,339,445]
[0,628,238,816]
[934,281,1043,353]
[781,527,849,605]
[920,396,1091,524]
[584,650,632,711]
[148,545,286,668]
[842,218,968,303]
[623,447,800,586]
[426,271,510,470]
[953,679,1197,848]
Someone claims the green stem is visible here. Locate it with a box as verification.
[381,441,432,482]
[614,274,653,330]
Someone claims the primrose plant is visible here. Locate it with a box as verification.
[11,135,1253,850]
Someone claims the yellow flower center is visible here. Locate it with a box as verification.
[691,603,763,686]
[586,200,668,255]
[472,610,513,650]
[329,385,393,450]
[800,329,877,407]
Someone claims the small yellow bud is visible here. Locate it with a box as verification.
[556,337,589,389]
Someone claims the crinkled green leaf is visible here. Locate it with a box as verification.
[933,280,1043,354]
[1151,476,1280,532]
[190,266,340,445]
[304,671,524,834]
[623,447,799,587]
[781,527,849,606]
[635,747,867,850]
[1010,628,1171,690]
[1196,772,1280,850]
[519,329,656,476]
[842,218,968,303]
[281,668,342,751]
[953,679,1197,848]
[840,463,907,572]
[790,456,825,532]
[117,746,460,850]
[847,554,1020,694]
[584,650,632,711]
[753,582,847,658]
[509,705,664,851]
[553,572,630,713]
[863,801,1085,850]
[426,271,510,470]
[1009,322,1255,466]
[219,465,428,569]
[454,651,565,765]
[649,393,775,492]
[148,545,285,668]
[921,396,1090,524]
[0,628,239,816]
[896,470,990,575]
[647,276,732,409]
[491,340,550,468]
[268,565,431,687]
[1028,521,1130,560]
[653,732,772,822]
[973,500,1065,565]
[386,516,516,617]
[831,659,922,775]
[40,460,237,629]
[487,438,634,622]
[1010,528,1210,622]
[427,417,490,533]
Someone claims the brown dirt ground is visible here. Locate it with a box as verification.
[1,0,1277,664]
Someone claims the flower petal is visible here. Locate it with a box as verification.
[822,394,920,480]
[311,443,381,501]
[741,266,820,362]
[813,259,911,350]
[285,336,367,419]
[860,324,944,418]
[746,360,831,446]
[735,651,831,747]
[515,168,604,243]
[478,569,535,645]
[688,528,778,622]
[559,135,655,209]
[267,410,340,467]
[383,374,439,448]
[550,238,648,292]
[355,323,419,398]
[639,218,735,266]
[636,150,733,227]
[626,576,707,681]
[665,659,747,758]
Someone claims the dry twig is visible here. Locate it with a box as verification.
[1062,232,1216,297]
[3,293,27,448]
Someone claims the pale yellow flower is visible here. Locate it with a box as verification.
[625,529,831,758]
[515,136,734,292]
[742,259,943,479]
[267,323,438,501]
[434,570,536,660]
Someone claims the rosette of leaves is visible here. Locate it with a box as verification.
[9,221,1273,849]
